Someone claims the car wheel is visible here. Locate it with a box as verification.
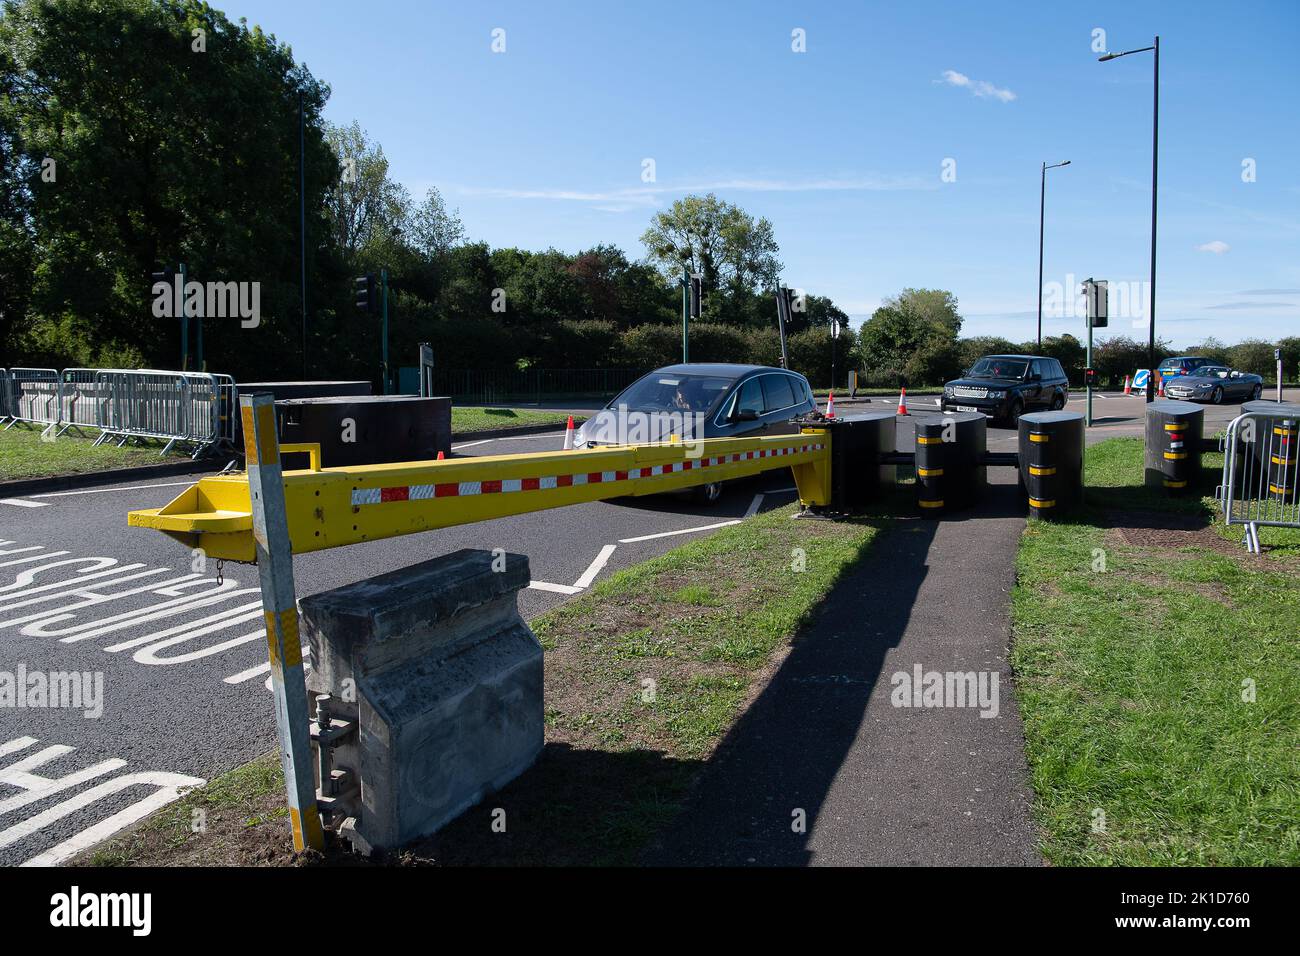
[1251,385,1262,401]
[1050,391,1065,411]
[1005,399,1024,428]
[1211,386,1224,405]
[693,481,723,504]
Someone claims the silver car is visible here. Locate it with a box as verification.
[574,363,818,501]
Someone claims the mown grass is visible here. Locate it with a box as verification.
[0,425,187,481]
[450,406,577,434]
[1011,436,1300,865]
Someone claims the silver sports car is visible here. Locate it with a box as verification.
[1164,365,1264,404]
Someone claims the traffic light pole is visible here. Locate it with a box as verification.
[1086,319,1094,427]
[179,261,189,371]
[681,267,689,364]
[381,268,390,395]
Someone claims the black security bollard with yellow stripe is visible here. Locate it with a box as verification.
[914,412,986,513]
[1018,411,1084,517]
[1143,399,1203,494]
[1268,418,1297,502]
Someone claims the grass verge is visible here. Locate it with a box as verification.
[80,502,881,866]
[0,425,187,481]
[450,406,578,434]
[1011,436,1300,865]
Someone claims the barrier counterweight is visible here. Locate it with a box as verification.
[1018,411,1084,516]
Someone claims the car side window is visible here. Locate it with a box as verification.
[760,374,797,412]
[734,378,764,416]
[1052,360,1065,380]
[1031,360,1044,379]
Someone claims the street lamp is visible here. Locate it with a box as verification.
[1037,159,1071,350]
[1099,35,1160,403]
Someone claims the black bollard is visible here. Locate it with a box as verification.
[914,412,986,513]
[1018,411,1084,517]
[1143,399,1204,494]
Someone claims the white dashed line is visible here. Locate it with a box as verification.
[0,499,47,508]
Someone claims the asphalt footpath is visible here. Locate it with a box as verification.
[645,464,1041,866]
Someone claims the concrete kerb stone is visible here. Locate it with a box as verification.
[300,548,543,851]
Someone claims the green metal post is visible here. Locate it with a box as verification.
[179,261,189,371]
[381,268,390,395]
[681,267,689,364]
[1086,318,1094,427]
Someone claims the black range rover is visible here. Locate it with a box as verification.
[940,354,1070,426]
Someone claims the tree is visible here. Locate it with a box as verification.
[855,289,964,386]
[1185,335,1232,366]
[1227,339,1279,380]
[0,0,338,375]
[640,194,781,316]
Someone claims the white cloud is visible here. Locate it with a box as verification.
[939,69,1017,103]
[1196,240,1230,254]
[450,174,936,212]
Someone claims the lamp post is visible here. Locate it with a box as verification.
[1100,35,1159,403]
[1037,160,1070,350]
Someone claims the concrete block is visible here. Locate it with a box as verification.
[300,549,542,849]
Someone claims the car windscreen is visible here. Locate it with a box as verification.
[613,373,734,413]
[968,358,1028,379]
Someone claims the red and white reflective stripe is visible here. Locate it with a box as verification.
[349,442,824,506]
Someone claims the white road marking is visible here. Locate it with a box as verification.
[744,494,765,518]
[449,439,494,450]
[767,486,798,494]
[0,498,48,508]
[27,480,200,499]
[527,580,583,595]
[618,520,742,544]
[223,644,309,684]
[573,544,618,589]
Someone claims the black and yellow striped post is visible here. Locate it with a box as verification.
[241,392,324,852]
[1018,411,1084,517]
[914,412,986,513]
[1268,419,1297,502]
[1143,399,1203,494]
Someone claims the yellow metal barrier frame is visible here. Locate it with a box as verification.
[129,428,833,562]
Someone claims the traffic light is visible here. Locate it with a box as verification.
[1083,278,1108,328]
[355,274,377,313]
[688,274,702,319]
[1085,367,1099,388]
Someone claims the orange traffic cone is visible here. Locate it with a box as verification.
[1157,374,1166,398]
[437,450,445,460]
[896,386,908,415]
[1122,374,1131,396]
[826,390,836,419]
[563,415,575,450]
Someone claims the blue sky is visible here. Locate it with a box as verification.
[239,0,1298,346]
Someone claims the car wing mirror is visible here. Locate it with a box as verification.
[732,409,759,422]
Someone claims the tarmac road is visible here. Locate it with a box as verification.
[0,390,1288,866]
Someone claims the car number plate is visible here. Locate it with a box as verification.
[954,405,978,412]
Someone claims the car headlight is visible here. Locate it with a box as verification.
[986,389,1005,399]
[944,386,955,397]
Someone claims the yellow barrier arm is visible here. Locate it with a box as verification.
[129,428,833,562]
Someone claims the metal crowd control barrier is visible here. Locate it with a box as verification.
[93,369,234,457]
[2,368,61,432]
[128,428,835,562]
[1218,403,1300,553]
[57,368,103,436]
